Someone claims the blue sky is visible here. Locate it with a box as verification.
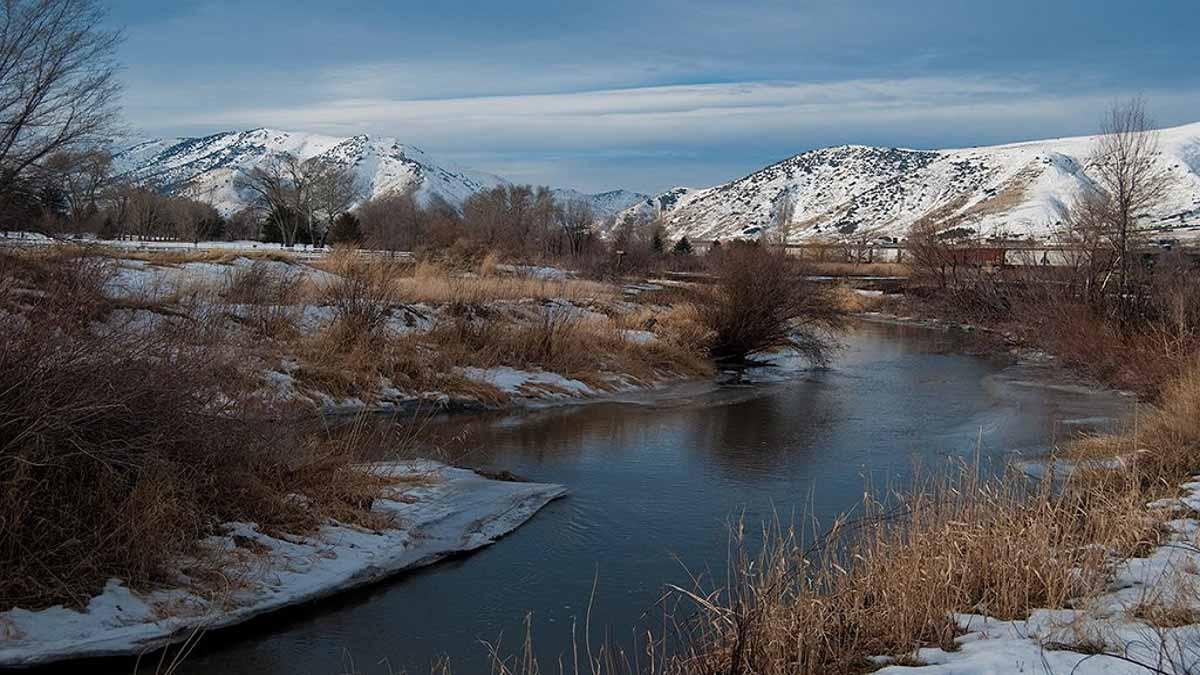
[110,0,1200,194]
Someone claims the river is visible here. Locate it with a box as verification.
[160,320,1131,675]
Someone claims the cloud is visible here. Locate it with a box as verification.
[162,75,1200,149]
[164,77,1036,144]
[121,70,1200,192]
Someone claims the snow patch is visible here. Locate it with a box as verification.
[0,461,565,667]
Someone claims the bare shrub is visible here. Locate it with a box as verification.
[700,243,844,362]
[322,253,401,343]
[0,251,387,610]
[222,260,305,337]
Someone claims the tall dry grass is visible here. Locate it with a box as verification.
[397,261,615,306]
[0,251,394,611]
[661,461,1162,674]
[311,251,614,306]
[221,259,306,339]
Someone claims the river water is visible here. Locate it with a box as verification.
[163,320,1131,675]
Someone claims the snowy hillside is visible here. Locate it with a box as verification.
[550,188,650,219]
[626,122,1200,243]
[112,129,645,218]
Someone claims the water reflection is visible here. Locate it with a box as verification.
[155,320,1131,675]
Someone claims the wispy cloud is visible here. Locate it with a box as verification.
[112,1,1200,191]
[165,76,1200,148]
[170,77,1036,142]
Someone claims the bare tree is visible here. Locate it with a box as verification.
[225,206,259,241]
[359,187,423,254]
[306,158,361,248]
[907,216,957,290]
[1089,98,1173,312]
[169,196,219,245]
[559,199,594,258]
[43,148,110,229]
[0,0,122,198]
[236,153,310,247]
[1055,189,1116,307]
[123,184,165,241]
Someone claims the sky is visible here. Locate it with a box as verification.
[109,0,1200,194]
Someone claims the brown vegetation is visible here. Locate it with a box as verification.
[0,251,399,610]
[699,242,845,362]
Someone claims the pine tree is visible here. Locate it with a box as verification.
[671,236,693,255]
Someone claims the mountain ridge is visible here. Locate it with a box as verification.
[111,128,650,219]
[623,121,1200,242]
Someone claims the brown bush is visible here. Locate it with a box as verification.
[700,243,844,362]
[0,252,384,610]
[221,260,305,338]
[321,252,402,344]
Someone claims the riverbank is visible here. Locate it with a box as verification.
[0,461,564,667]
[628,277,1200,673]
[1,243,814,667]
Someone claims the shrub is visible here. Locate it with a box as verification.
[0,252,384,610]
[700,243,844,362]
[322,253,401,344]
[222,260,305,338]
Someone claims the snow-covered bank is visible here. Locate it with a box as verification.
[0,461,565,668]
[875,478,1200,674]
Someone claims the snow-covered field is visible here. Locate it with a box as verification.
[0,461,565,667]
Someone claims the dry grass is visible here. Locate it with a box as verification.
[0,251,400,611]
[828,285,887,314]
[311,251,615,305]
[220,260,306,339]
[112,247,303,267]
[292,303,713,407]
[292,327,511,407]
[395,267,615,305]
[432,307,710,383]
[284,251,711,404]
[652,460,1162,675]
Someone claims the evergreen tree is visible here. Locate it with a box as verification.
[651,226,665,255]
[671,236,693,255]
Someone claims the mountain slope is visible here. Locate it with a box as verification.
[112,129,647,218]
[628,122,1200,242]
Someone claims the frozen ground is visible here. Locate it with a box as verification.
[0,461,565,667]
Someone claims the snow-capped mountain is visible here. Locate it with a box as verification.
[626,122,1200,242]
[112,129,647,218]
